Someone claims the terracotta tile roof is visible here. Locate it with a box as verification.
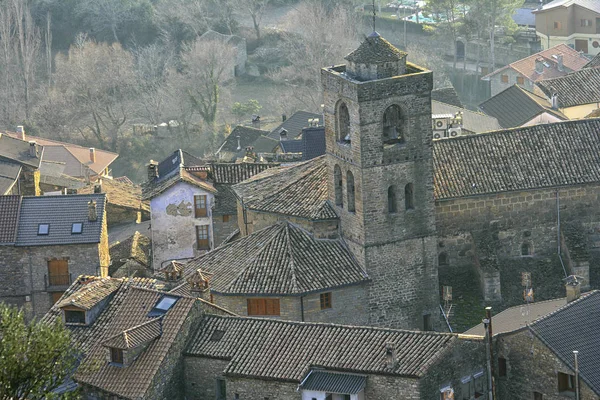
[182,221,368,295]
[101,317,163,350]
[0,195,21,243]
[79,178,149,212]
[4,132,117,177]
[482,44,589,83]
[433,119,600,200]
[0,132,43,169]
[57,277,121,310]
[432,101,502,133]
[535,67,600,108]
[431,87,463,108]
[210,162,278,184]
[74,287,196,399]
[345,32,407,64]
[186,315,456,381]
[233,156,337,221]
[478,85,567,128]
[15,194,106,246]
[142,167,216,200]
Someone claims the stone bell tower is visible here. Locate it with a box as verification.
[321,32,439,330]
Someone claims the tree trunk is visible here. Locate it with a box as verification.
[252,13,260,42]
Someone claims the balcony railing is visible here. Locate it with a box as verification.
[45,273,72,289]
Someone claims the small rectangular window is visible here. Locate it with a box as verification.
[223,215,230,222]
[423,314,433,331]
[501,74,509,83]
[71,222,83,234]
[581,19,591,27]
[516,76,525,85]
[557,372,575,393]
[64,310,86,324]
[38,223,49,235]
[196,225,210,250]
[498,357,507,377]
[554,21,562,29]
[110,348,123,364]
[533,392,543,400]
[320,292,332,309]
[194,195,207,218]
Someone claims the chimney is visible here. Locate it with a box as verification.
[16,125,25,140]
[88,200,98,222]
[147,160,159,181]
[385,342,397,369]
[236,136,241,151]
[566,276,581,302]
[28,141,37,158]
[557,54,564,71]
[89,148,96,163]
[251,114,261,129]
[94,179,102,193]
[535,58,544,74]
[551,92,559,110]
[282,114,287,122]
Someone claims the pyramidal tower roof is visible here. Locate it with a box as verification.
[345,32,407,64]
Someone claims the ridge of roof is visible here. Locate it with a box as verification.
[345,33,407,64]
[101,317,163,350]
[142,167,216,200]
[535,67,600,108]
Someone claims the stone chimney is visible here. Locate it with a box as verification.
[251,115,261,129]
[556,54,564,72]
[535,58,544,74]
[28,141,37,158]
[566,276,581,303]
[147,160,159,181]
[16,125,25,140]
[89,148,96,163]
[94,179,103,193]
[88,200,98,222]
[385,342,397,369]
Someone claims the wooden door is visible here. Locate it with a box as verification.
[576,39,588,53]
[48,260,69,286]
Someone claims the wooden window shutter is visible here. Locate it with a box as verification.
[194,195,207,218]
[48,260,69,286]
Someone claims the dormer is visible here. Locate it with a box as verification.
[57,278,120,326]
[102,317,163,367]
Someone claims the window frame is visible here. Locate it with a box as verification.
[216,378,227,400]
[71,222,83,234]
[110,347,124,365]
[557,372,575,394]
[500,74,509,83]
[516,76,525,85]
[38,223,50,235]
[320,292,332,310]
[196,225,210,250]
[247,298,280,316]
[222,215,230,223]
[194,195,208,218]
[64,309,86,324]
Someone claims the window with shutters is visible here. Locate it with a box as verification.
[48,259,69,286]
[222,215,230,223]
[247,298,280,316]
[557,372,575,393]
[196,225,210,250]
[194,195,207,218]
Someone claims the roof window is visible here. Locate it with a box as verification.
[38,224,49,235]
[71,222,83,234]
[148,295,179,317]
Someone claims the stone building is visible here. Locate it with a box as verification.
[0,131,42,195]
[0,193,109,318]
[109,231,152,278]
[184,315,486,400]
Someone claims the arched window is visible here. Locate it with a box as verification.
[438,252,448,266]
[337,102,351,144]
[383,105,405,145]
[521,242,532,256]
[387,185,397,213]
[334,164,343,207]
[405,183,414,210]
[347,171,355,212]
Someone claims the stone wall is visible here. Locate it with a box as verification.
[211,283,369,325]
[212,212,239,246]
[184,357,230,400]
[496,329,598,400]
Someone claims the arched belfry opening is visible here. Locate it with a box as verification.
[405,183,414,210]
[383,105,406,145]
[388,185,397,213]
[337,102,351,144]
[334,164,343,207]
[347,171,355,212]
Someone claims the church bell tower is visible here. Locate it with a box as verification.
[321,32,440,330]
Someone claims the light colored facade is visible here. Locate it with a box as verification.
[534,0,600,55]
[150,181,214,270]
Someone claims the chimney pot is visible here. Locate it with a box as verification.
[282,114,287,122]
[147,160,159,181]
[566,276,581,302]
[17,125,25,140]
[251,115,261,129]
[88,200,98,222]
[94,179,102,193]
[89,148,96,163]
[28,141,37,158]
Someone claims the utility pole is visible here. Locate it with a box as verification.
[483,307,496,400]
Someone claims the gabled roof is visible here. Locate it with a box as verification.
[186,315,456,381]
[482,44,589,83]
[15,194,106,246]
[217,126,270,155]
[478,84,567,128]
[529,291,600,395]
[79,178,149,212]
[210,162,278,184]
[142,167,216,200]
[279,139,303,153]
[0,133,43,169]
[182,221,368,296]
[345,32,407,64]
[101,317,163,350]
[0,161,21,195]
[533,0,600,14]
[4,132,117,177]
[0,195,21,243]
[432,101,502,133]
[233,156,336,221]
[535,67,600,108]
[57,277,121,310]
[268,111,323,140]
[109,231,151,271]
[73,287,196,399]
[431,87,463,108]
[433,119,600,200]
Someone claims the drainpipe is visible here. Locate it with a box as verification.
[574,351,580,400]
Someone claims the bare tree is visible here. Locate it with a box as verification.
[75,0,138,43]
[233,0,270,42]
